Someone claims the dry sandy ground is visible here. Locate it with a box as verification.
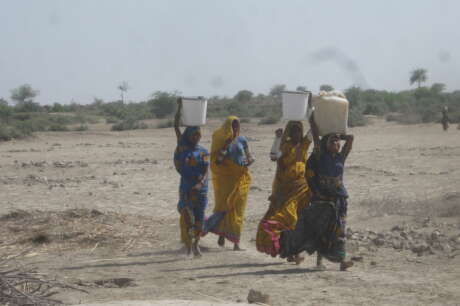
[1,118,459,306]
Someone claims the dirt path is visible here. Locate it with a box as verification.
[1,118,459,305]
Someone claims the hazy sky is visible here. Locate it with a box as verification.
[1,0,459,104]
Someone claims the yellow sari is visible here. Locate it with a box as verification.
[256,121,311,256]
[209,116,252,244]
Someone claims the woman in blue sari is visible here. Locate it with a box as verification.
[174,98,209,257]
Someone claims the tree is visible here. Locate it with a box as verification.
[234,90,253,103]
[410,69,427,88]
[269,84,286,98]
[10,84,39,105]
[319,84,334,92]
[431,83,445,94]
[344,86,362,109]
[296,86,307,92]
[51,103,65,113]
[0,98,13,123]
[118,81,129,103]
[148,91,179,118]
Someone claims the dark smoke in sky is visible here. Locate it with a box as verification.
[311,47,369,89]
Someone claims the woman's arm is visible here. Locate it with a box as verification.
[174,98,182,143]
[245,146,255,166]
[340,134,354,161]
[270,128,283,161]
[215,138,232,165]
[309,112,321,158]
[192,166,208,191]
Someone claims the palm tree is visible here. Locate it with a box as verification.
[410,69,427,88]
[117,81,129,103]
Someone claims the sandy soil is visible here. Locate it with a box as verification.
[1,118,459,306]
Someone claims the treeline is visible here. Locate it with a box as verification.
[1,77,460,141]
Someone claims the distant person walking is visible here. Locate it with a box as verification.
[205,116,254,251]
[279,112,354,271]
[442,106,450,131]
[173,99,209,257]
[256,121,312,263]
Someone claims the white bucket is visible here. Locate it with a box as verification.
[282,91,310,121]
[181,97,207,126]
[311,94,349,136]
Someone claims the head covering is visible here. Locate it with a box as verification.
[281,121,304,144]
[211,116,240,154]
[179,126,201,148]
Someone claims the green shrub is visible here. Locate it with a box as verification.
[148,92,178,118]
[0,125,13,141]
[48,123,69,132]
[106,117,119,124]
[449,109,460,123]
[0,124,30,141]
[258,114,281,125]
[111,119,148,131]
[240,118,251,123]
[348,108,368,127]
[74,124,89,131]
[156,120,174,129]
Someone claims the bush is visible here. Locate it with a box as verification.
[74,124,89,131]
[106,117,119,124]
[148,91,178,118]
[156,120,174,129]
[258,114,280,125]
[348,108,368,127]
[111,119,148,131]
[0,124,30,141]
[240,118,251,123]
[0,125,13,141]
[48,123,69,132]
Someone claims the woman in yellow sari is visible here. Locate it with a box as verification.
[205,116,254,251]
[256,121,311,262]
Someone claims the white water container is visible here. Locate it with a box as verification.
[282,91,311,121]
[311,93,349,136]
[181,97,207,126]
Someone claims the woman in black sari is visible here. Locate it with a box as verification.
[279,112,354,271]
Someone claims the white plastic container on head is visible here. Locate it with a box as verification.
[181,97,207,126]
[282,91,311,121]
[311,92,349,136]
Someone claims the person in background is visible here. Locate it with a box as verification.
[442,106,450,131]
[205,116,254,251]
[280,112,354,271]
[256,121,312,264]
[173,98,209,257]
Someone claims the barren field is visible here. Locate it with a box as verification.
[1,118,459,306]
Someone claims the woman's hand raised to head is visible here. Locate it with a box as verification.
[174,98,183,141]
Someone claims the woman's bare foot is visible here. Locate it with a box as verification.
[294,255,304,265]
[233,244,245,251]
[192,241,202,258]
[315,264,326,271]
[218,236,225,247]
[287,255,304,265]
[185,246,193,259]
[315,254,325,270]
[340,260,354,271]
